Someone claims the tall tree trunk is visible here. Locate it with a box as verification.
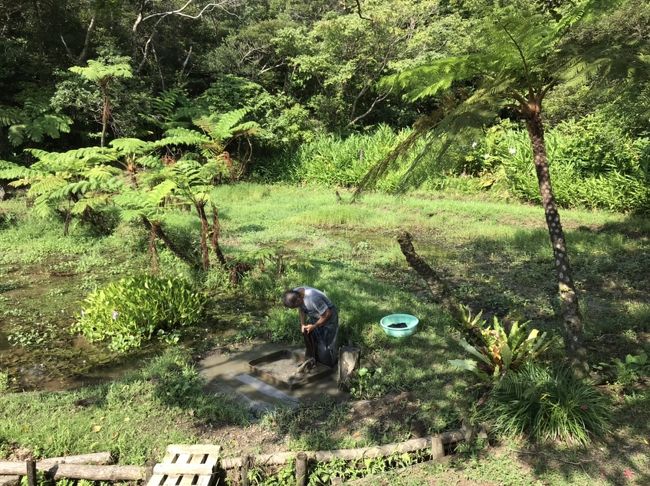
[63,209,72,236]
[524,102,587,374]
[148,223,159,273]
[195,201,211,271]
[100,83,110,148]
[210,204,227,268]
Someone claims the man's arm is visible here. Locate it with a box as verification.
[304,308,332,333]
[299,308,307,333]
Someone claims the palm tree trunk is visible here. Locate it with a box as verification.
[524,106,587,374]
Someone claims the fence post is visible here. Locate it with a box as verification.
[241,455,251,486]
[26,460,37,486]
[295,452,308,486]
[430,437,444,460]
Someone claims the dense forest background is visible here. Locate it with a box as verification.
[1,0,649,211]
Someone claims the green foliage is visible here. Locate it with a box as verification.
[285,125,417,189]
[610,352,649,387]
[159,108,260,181]
[7,323,57,348]
[449,306,555,381]
[0,98,72,147]
[349,367,386,400]
[75,275,205,352]
[0,371,8,393]
[69,59,133,84]
[307,452,425,484]
[247,450,427,485]
[451,117,650,212]
[476,363,610,444]
[0,147,123,231]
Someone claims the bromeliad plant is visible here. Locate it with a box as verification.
[449,305,555,381]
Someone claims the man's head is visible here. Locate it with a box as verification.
[283,289,303,308]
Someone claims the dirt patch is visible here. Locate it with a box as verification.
[200,424,287,458]
[345,392,425,439]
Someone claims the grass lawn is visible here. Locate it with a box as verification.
[0,183,648,484]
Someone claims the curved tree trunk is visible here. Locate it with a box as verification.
[140,216,190,265]
[524,103,587,374]
[210,204,228,268]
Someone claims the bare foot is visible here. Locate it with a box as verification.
[296,357,316,374]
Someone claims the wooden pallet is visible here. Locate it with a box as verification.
[147,444,221,486]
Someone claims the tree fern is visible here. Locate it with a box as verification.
[1,101,72,147]
[157,128,210,148]
[69,59,133,83]
[0,160,34,181]
[360,0,636,371]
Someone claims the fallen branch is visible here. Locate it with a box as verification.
[396,231,456,315]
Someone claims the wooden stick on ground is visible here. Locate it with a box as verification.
[0,463,147,481]
[220,429,469,469]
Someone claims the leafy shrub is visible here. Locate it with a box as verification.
[287,125,417,190]
[449,306,555,381]
[476,118,650,212]
[349,367,386,400]
[611,352,649,387]
[75,275,205,352]
[476,363,610,444]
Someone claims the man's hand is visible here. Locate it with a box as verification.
[301,324,315,334]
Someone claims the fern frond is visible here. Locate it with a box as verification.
[28,175,68,198]
[0,106,24,127]
[71,195,112,215]
[157,128,209,148]
[147,180,177,205]
[70,60,133,82]
[0,161,34,181]
[110,137,153,154]
[135,155,164,169]
[382,56,480,102]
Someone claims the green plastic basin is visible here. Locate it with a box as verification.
[379,314,419,338]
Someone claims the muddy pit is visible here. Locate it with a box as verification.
[249,350,334,389]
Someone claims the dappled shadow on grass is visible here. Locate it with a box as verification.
[513,389,650,485]
[385,212,650,483]
[413,212,650,356]
[242,252,473,446]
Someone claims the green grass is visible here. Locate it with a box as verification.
[0,183,648,481]
[0,348,247,465]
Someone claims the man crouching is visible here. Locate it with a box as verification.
[282,286,338,368]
